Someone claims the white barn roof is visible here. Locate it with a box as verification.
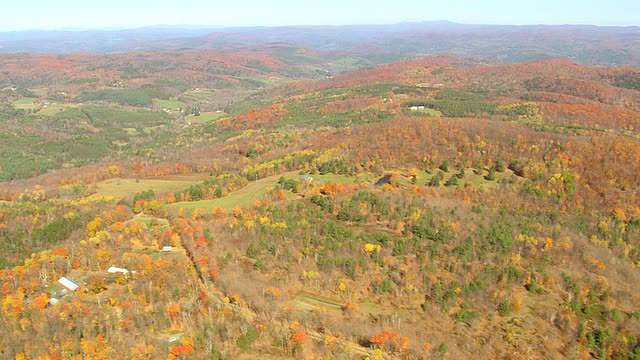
[58,277,79,292]
[107,267,129,274]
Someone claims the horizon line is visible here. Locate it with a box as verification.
[1,20,639,33]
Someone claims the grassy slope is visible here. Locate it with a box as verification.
[185,111,228,124]
[165,172,367,213]
[13,98,39,110]
[36,103,78,116]
[166,172,300,212]
[92,174,209,200]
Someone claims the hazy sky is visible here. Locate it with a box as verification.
[1,0,638,31]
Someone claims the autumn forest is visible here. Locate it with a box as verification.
[0,24,640,360]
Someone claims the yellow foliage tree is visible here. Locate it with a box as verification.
[86,216,103,238]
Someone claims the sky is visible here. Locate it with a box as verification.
[1,0,638,32]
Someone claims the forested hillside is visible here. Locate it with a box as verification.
[0,53,639,359]
[2,22,640,68]
[0,46,365,181]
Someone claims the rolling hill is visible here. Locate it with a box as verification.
[2,22,640,68]
[0,40,639,359]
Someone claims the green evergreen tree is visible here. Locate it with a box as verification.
[485,166,496,181]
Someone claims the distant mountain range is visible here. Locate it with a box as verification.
[1,22,639,67]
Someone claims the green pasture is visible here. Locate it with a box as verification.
[155,99,186,111]
[130,214,170,230]
[312,172,370,184]
[166,171,301,213]
[186,111,228,124]
[166,171,374,214]
[92,175,207,200]
[36,103,79,116]
[13,98,39,110]
[406,107,442,117]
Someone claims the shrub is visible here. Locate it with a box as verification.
[485,166,496,181]
[439,160,449,172]
[237,326,259,351]
[445,175,459,187]
[508,160,526,177]
[498,300,511,316]
[428,171,445,187]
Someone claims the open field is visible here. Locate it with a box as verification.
[179,87,260,111]
[167,171,301,212]
[313,172,370,184]
[130,214,170,230]
[165,171,435,214]
[292,292,344,312]
[155,99,186,111]
[406,108,442,117]
[293,292,417,320]
[186,111,228,124]
[178,88,218,103]
[13,98,39,110]
[36,103,79,116]
[92,173,209,200]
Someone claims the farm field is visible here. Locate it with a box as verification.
[36,103,79,116]
[185,111,228,124]
[13,97,39,109]
[166,171,301,212]
[155,99,187,111]
[92,174,210,200]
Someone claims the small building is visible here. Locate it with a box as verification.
[58,277,79,292]
[168,335,181,343]
[48,298,60,306]
[162,246,173,252]
[107,267,129,275]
